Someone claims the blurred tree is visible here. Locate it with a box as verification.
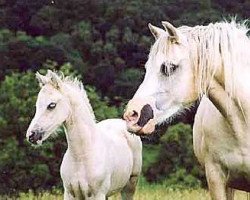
[0,71,62,194]
[144,123,206,188]
[0,0,51,33]
[114,68,144,99]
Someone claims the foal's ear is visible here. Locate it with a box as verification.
[36,72,49,87]
[148,23,165,40]
[162,21,180,43]
[47,70,63,89]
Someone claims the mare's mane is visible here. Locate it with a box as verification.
[150,20,250,98]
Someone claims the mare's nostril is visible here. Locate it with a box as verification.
[127,110,139,122]
[123,110,139,121]
[131,110,138,118]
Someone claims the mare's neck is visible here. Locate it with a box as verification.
[207,79,247,135]
[64,89,96,159]
[187,25,250,133]
[206,76,250,141]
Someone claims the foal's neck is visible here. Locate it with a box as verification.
[64,89,96,159]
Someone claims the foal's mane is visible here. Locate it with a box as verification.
[151,20,250,98]
[45,71,96,121]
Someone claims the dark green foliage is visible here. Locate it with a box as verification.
[144,124,206,188]
[1,0,248,97]
[0,71,63,194]
[114,68,144,99]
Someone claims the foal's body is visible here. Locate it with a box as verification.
[61,119,142,200]
[26,71,142,200]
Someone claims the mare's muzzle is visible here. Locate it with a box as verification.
[124,99,156,135]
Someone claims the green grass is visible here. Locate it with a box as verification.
[3,183,250,199]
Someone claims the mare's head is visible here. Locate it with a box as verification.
[26,70,72,145]
[124,22,198,135]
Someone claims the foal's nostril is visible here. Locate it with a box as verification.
[29,131,35,141]
[31,131,36,136]
[28,130,43,144]
[38,135,42,140]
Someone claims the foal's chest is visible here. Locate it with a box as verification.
[60,152,90,197]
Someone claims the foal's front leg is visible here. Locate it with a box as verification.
[87,193,106,200]
[205,162,228,200]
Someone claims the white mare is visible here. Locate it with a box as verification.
[124,20,250,200]
[27,70,142,200]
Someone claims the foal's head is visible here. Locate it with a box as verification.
[26,71,71,145]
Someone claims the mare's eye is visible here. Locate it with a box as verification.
[160,62,179,76]
[47,102,56,110]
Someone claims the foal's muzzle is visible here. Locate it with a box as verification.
[28,130,44,144]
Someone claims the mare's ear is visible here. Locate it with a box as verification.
[148,23,165,40]
[47,70,63,89]
[162,21,180,43]
[36,72,49,87]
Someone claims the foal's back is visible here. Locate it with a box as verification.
[97,119,142,151]
[96,119,142,176]
[96,119,142,196]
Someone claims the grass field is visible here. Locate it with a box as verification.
[3,184,250,200]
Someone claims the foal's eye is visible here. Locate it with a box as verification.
[160,62,178,76]
[47,102,56,110]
